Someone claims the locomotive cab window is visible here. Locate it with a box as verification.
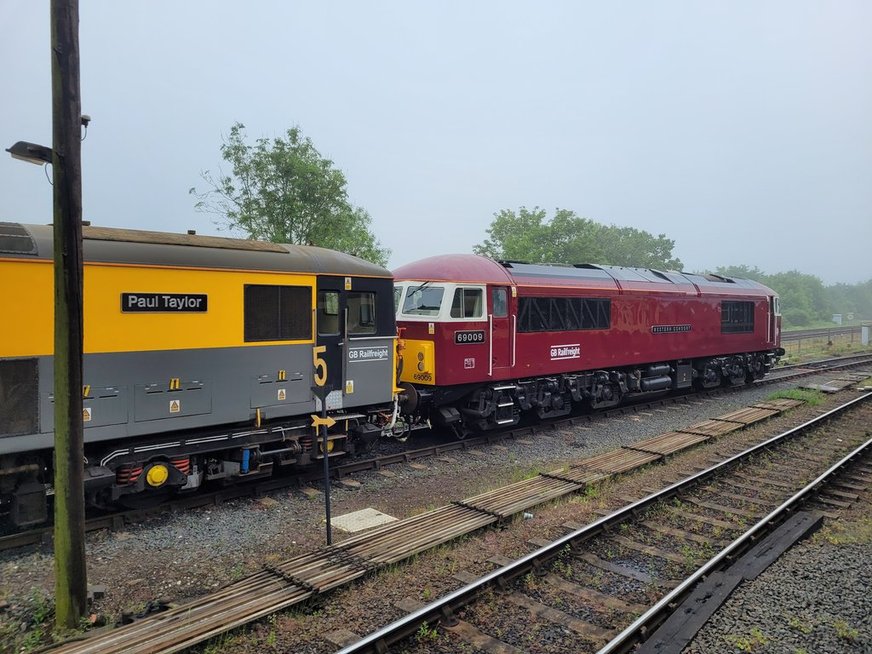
[450,288,483,319]
[402,284,444,317]
[393,285,403,312]
[317,291,340,335]
[348,291,377,335]
[721,300,755,334]
[244,285,312,342]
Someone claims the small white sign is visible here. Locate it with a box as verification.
[349,346,389,362]
[550,343,581,360]
[82,407,92,422]
[169,399,181,413]
[464,357,475,369]
[277,388,286,401]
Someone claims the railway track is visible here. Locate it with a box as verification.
[339,393,872,654]
[3,354,870,554]
[36,378,870,653]
[781,325,863,342]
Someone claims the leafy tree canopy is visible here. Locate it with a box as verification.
[473,207,683,270]
[190,122,389,266]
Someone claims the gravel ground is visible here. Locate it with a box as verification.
[0,369,868,652]
[685,488,872,654]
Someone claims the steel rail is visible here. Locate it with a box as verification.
[781,326,861,342]
[597,396,872,654]
[336,391,872,654]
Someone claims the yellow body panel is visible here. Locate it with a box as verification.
[398,339,436,386]
[0,259,315,357]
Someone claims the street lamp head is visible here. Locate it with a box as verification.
[6,140,53,165]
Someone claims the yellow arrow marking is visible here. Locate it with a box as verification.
[310,414,336,429]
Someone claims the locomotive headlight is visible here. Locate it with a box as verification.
[146,463,169,487]
[417,361,425,371]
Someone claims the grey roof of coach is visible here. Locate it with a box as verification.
[0,222,390,277]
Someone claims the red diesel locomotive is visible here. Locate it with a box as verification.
[393,255,784,434]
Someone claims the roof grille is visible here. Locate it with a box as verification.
[0,222,37,255]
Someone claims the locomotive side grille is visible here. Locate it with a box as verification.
[0,222,37,255]
[0,358,39,437]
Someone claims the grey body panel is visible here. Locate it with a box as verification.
[2,342,394,456]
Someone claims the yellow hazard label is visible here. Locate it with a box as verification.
[169,399,181,413]
[277,388,286,401]
[310,414,336,429]
[345,380,354,394]
[344,276,352,290]
[82,407,92,422]
[428,322,435,334]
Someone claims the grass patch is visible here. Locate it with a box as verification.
[767,388,824,406]
[816,517,872,545]
[725,626,769,652]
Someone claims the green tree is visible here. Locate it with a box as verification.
[474,206,682,270]
[190,122,389,266]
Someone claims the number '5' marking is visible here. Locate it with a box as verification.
[313,346,328,386]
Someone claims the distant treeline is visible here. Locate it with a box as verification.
[474,208,870,330]
[715,265,872,329]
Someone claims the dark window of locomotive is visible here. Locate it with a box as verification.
[317,291,340,336]
[244,285,312,341]
[347,291,377,335]
[721,300,755,333]
[492,288,508,318]
[518,297,610,332]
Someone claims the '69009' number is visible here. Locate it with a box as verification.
[454,330,485,345]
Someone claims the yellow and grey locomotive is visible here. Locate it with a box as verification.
[0,222,400,527]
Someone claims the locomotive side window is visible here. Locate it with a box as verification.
[393,285,403,312]
[517,297,611,332]
[492,288,508,317]
[317,291,340,335]
[402,285,444,317]
[450,288,484,319]
[348,291,377,335]
[721,300,755,333]
[244,285,312,342]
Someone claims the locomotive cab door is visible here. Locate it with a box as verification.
[489,286,512,374]
[315,277,347,408]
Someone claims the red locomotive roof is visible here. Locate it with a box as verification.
[394,255,775,298]
[393,254,514,285]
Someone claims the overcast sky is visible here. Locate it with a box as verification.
[2,2,870,283]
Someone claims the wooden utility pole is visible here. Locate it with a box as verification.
[51,0,87,629]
